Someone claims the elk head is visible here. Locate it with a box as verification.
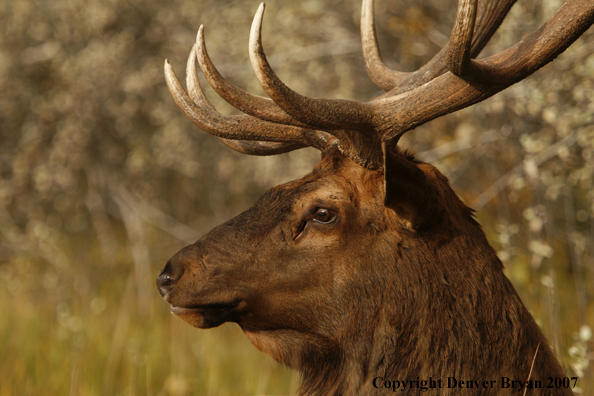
[157,1,594,395]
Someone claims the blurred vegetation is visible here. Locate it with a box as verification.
[0,0,592,394]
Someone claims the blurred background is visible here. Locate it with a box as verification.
[0,0,592,394]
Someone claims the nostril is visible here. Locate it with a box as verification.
[156,259,184,296]
[157,274,173,286]
[157,260,173,281]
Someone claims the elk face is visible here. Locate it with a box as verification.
[157,151,388,339]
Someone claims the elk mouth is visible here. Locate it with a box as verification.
[169,299,244,329]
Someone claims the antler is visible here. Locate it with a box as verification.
[165,0,594,169]
[361,0,516,92]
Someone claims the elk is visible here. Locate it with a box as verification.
[156,0,594,394]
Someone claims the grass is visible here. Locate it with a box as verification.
[1,211,591,395]
[0,231,297,396]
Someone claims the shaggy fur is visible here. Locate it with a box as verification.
[158,147,570,396]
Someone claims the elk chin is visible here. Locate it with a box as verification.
[170,300,245,329]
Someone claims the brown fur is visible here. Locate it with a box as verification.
[157,146,570,395]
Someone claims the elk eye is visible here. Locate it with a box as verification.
[312,208,336,224]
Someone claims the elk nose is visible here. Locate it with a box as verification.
[156,259,184,297]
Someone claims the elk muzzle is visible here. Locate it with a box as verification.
[156,243,246,329]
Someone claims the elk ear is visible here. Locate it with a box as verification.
[382,141,440,230]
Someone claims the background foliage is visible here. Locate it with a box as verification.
[0,0,592,394]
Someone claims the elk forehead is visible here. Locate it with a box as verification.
[289,175,357,221]
[222,153,367,223]
[248,152,380,219]
[309,151,383,201]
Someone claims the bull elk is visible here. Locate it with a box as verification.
[157,0,594,394]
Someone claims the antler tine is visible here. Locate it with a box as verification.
[184,41,215,112]
[249,3,374,132]
[360,0,409,91]
[469,0,516,61]
[375,0,594,145]
[447,0,477,76]
[184,39,320,155]
[165,45,329,150]
[196,25,309,128]
[364,0,518,95]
